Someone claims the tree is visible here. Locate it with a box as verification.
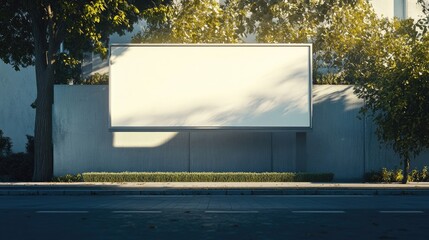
[132,0,248,43]
[248,1,429,182]
[246,0,378,84]
[352,18,429,183]
[0,0,163,181]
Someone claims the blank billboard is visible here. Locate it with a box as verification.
[109,44,312,131]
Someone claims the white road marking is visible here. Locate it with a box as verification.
[205,210,259,214]
[112,210,162,214]
[292,210,345,214]
[123,196,196,198]
[256,195,373,198]
[379,211,424,214]
[36,211,88,214]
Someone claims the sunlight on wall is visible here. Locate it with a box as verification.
[113,132,178,148]
[313,85,362,112]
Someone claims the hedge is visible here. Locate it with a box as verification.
[55,172,334,182]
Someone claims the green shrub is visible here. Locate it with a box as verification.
[76,172,334,183]
[52,174,83,182]
[393,168,403,182]
[79,73,108,85]
[364,166,429,183]
[380,168,391,182]
[420,166,429,181]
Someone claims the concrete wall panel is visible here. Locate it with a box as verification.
[53,86,189,176]
[272,132,296,172]
[307,86,365,180]
[190,132,271,172]
[52,85,429,180]
[0,62,36,152]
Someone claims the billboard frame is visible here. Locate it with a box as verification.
[108,43,313,132]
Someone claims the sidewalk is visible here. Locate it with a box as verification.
[1,182,429,196]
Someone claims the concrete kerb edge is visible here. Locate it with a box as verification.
[0,184,429,196]
[2,188,429,196]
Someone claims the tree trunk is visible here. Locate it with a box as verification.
[28,2,54,181]
[402,157,410,184]
[32,67,54,181]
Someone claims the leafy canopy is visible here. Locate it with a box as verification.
[133,0,248,43]
[0,0,164,71]
[353,18,429,163]
[134,0,379,84]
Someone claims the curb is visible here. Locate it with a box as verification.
[1,189,429,196]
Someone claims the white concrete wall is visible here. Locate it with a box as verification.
[369,0,424,19]
[0,61,36,152]
[306,86,365,179]
[406,0,425,19]
[52,85,429,180]
[370,0,396,18]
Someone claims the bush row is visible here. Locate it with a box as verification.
[54,172,334,183]
[364,167,429,183]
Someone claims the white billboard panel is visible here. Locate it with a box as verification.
[109,44,312,131]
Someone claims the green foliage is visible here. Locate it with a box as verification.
[364,167,429,183]
[136,0,426,85]
[380,168,403,183]
[0,0,152,70]
[78,172,334,182]
[353,18,429,183]
[313,0,379,84]
[132,0,247,43]
[53,53,82,84]
[0,130,12,158]
[247,0,379,84]
[421,166,429,181]
[135,0,380,84]
[78,73,109,85]
[246,0,320,43]
[52,174,83,182]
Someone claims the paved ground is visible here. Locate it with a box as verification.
[1,182,429,195]
[1,194,428,239]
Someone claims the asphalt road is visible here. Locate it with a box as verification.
[1,195,428,240]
